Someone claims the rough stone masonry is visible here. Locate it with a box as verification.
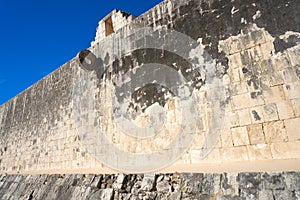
[0,0,299,198]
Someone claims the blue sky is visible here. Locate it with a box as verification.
[0,0,163,105]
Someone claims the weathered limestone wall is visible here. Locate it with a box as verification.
[0,172,299,200]
[0,0,299,174]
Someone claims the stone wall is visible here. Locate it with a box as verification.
[0,172,299,199]
[0,0,299,174]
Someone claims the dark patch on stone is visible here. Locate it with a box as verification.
[242,67,249,74]
[295,65,300,79]
[251,110,261,121]
[78,49,104,79]
[250,91,262,99]
[286,85,291,90]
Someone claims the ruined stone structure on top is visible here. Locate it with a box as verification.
[0,0,299,199]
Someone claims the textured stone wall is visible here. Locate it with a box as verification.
[0,172,299,199]
[0,0,299,174]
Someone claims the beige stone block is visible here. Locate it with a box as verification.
[263,85,285,104]
[238,108,252,126]
[259,41,274,59]
[220,131,233,147]
[229,38,242,55]
[282,67,299,83]
[274,53,291,70]
[230,81,248,95]
[249,46,264,62]
[247,144,272,160]
[220,146,249,162]
[269,71,284,86]
[283,82,300,99]
[227,111,240,128]
[284,118,300,141]
[262,103,279,121]
[191,148,221,163]
[228,67,241,82]
[232,93,253,109]
[276,100,295,120]
[250,30,267,45]
[250,106,265,124]
[291,98,300,117]
[270,141,300,159]
[247,124,265,145]
[228,53,243,69]
[263,121,288,143]
[231,126,250,146]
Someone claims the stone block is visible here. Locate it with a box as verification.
[228,67,241,82]
[263,121,288,143]
[283,82,300,99]
[282,67,299,83]
[229,81,248,96]
[220,146,249,162]
[291,98,300,117]
[262,103,279,122]
[237,108,252,126]
[274,53,292,70]
[276,100,295,120]
[231,127,250,146]
[232,93,253,109]
[220,131,233,148]
[247,144,272,160]
[227,111,240,128]
[228,53,243,69]
[284,118,300,141]
[263,85,285,104]
[247,124,265,145]
[270,141,300,159]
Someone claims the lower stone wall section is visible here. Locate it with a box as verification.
[0,172,299,200]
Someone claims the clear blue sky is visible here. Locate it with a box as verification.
[0,0,163,105]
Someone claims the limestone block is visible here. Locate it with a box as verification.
[232,93,253,109]
[191,148,221,163]
[227,111,240,128]
[262,85,285,104]
[230,81,248,96]
[237,108,252,126]
[228,53,243,69]
[262,103,279,122]
[283,82,300,99]
[250,30,267,45]
[274,53,292,70]
[220,146,249,162]
[276,100,295,120]
[246,124,265,145]
[284,118,300,141]
[228,38,242,55]
[269,71,284,86]
[270,141,300,159]
[291,98,300,117]
[259,42,274,60]
[220,131,233,148]
[228,67,241,82]
[231,127,250,146]
[282,67,299,83]
[247,144,272,160]
[263,121,288,143]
